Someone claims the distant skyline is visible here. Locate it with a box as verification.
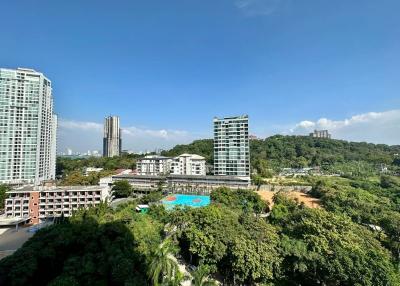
[1,0,400,152]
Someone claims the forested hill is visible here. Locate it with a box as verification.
[161,135,400,170]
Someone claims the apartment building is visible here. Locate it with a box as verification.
[103,116,121,157]
[0,68,57,185]
[5,186,110,224]
[213,115,250,177]
[309,129,331,139]
[136,155,171,175]
[170,154,206,176]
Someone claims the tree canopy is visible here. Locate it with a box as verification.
[161,136,400,174]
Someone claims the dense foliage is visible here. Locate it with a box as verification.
[1,179,400,285]
[272,193,397,285]
[56,154,140,185]
[112,180,133,198]
[0,203,163,286]
[57,154,138,174]
[310,176,400,272]
[161,136,400,174]
[161,139,214,164]
[210,187,268,214]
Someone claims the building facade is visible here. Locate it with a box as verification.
[309,129,331,139]
[213,115,250,177]
[113,174,251,193]
[0,68,57,185]
[103,116,121,157]
[5,185,110,224]
[170,154,206,176]
[137,155,171,176]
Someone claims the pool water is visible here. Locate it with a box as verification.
[161,194,210,209]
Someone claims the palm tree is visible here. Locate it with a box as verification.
[192,264,217,286]
[148,238,180,286]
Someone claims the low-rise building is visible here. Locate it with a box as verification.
[5,185,110,224]
[137,155,171,176]
[170,154,206,176]
[113,174,251,192]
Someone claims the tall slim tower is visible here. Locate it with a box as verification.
[213,115,250,177]
[103,116,121,157]
[0,68,57,185]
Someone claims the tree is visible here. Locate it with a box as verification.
[0,184,11,210]
[0,218,148,286]
[112,180,132,198]
[228,217,281,284]
[191,264,216,286]
[148,238,180,286]
[270,199,398,286]
[140,191,163,204]
[211,187,268,214]
[380,211,400,272]
[251,174,263,189]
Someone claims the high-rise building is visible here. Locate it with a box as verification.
[213,115,250,177]
[0,68,57,185]
[103,116,121,157]
[309,129,331,139]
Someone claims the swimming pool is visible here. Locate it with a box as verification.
[161,194,210,209]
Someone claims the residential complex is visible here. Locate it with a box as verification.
[4,185,110,224]
[213,115,250,177]
[137,153,206,176]
[170,154,206,176]
[103,116,121,157]
[309,129,331,139]
[137,155,171,176]
[0,68,57,185]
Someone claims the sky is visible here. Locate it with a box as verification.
[1,0,400,153]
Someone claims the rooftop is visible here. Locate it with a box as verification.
[7,185,105,193]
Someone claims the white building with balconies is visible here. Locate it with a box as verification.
[170,154,206,176]
[136,155,172,176]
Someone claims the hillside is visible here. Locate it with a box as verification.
[161,135,400,173]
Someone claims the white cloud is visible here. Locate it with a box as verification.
[289,110,400,145]
[57,119,197,153]
[235,0,284,16]
[58,119,102,131]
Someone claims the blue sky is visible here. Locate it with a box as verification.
[1,0,400,152]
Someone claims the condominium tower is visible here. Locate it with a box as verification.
[0,68,57,185]
[103,116,121,157]
[213,115,250,177]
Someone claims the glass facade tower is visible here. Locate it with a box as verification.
[213,115,250,177]
[0,68,57,185]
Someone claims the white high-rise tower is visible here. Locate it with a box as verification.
[213,115,250,177]
[103,116,121,157]
[0,68,57,185]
